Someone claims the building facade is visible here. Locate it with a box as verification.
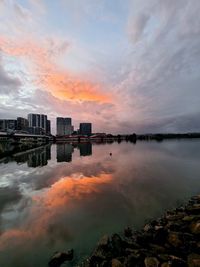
[28,113,48,134]
[56,117,73,136]
[0,119,17,131]
[46,120,51,135]
[79,123,92,136]
[17,117,29,131]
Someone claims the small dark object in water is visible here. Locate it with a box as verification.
[110,153,112,156]
[48,249,74,267]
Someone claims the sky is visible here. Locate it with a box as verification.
[0,0,200,134]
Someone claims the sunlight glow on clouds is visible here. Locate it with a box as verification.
[0,36,111,103]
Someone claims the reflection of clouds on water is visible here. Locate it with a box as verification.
[0,174,112,254]
[0,141,200,266]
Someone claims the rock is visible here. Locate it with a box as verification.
[79,196,200,267]
[191,195,200,202]
[48,249,73,267]
[124,227,133,238]
[123,239,140,249]
[158,254,170,261]
[111,234,123,257]
[111,259,123,267]
[190,221,200,234]
[168,221,187,232]
[168,255,187,267]
[136,232,153,246]
[144,257,159,267]
[124,253,142,267]
[149,244,166,253]
[98,235,110,247]
[144,224,152,232]
[125,248,139,255]
[186,205,200,215]
[183,216,196,222]
[166,214,184,221]
[188,253,200,267]
[154,227,168,244]
[161,263,170,267]
[168,232,182,247]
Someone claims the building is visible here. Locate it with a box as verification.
[40,114,47,131]
[0,119,17,131]
[28,114,40,128]
[46,120,51,135]
[28,113,48,135]
[27,126,43,135]
[56,117,73,136]
[0,120,5,131]
[17,117,29,131]
[79,123,92,136]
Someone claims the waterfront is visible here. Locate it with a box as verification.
[0,140,200,267]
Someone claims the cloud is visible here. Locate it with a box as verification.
[0,36,111,103]
[110,0,200,133]
[128,12,150,42]
[0,55,22,95]
[0,0,200,133]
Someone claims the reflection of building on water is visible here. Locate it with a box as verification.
[78,143,92,157]
[28,146,51,167]
[1,142,93,166]
[14,145,51,167]
[0,141,15,155]
[57,144,74,162]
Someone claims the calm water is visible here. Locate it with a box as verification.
[0,140,200,266]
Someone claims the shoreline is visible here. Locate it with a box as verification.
[78,195,200,267]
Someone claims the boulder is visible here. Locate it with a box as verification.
[168,232,182,247]
[98,235,110,247]
[188,253,200,267]
[144,257,159,267]
[48,249,73,267]
[190,221,200,235]
[124,227,133,238]
[161,263,170,267]
[111,259,123,267]
[111,234,124,256]
[186,205,200,215]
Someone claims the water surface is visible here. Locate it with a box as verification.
[0,140,200,266]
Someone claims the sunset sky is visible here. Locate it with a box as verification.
[0,0,200,134]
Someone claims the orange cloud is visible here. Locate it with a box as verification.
[0,173,112,251]
[33,173,112,208]
[0,36,111,103]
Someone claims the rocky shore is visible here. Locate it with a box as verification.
[79,195,200,267]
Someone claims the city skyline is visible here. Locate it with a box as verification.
[0,1,200,134]
[0,113,94,136]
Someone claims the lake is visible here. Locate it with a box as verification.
[0,140,200,267]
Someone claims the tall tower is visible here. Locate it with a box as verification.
[79,123,92,136]
[56,117,73,136]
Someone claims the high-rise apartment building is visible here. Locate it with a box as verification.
[56,117,73,136]
[46,120,51,135]
[79,123,92,136]
[0,119,17,131]
[17,117,29,131]
[28,113,48,134]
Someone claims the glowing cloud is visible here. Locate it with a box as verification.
[0,36,111,103]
